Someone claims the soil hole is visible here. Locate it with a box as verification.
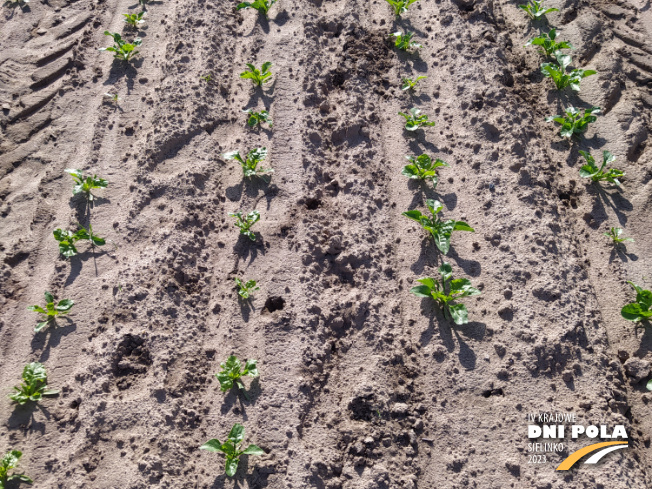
[305,198,322,210]
[481,388,504,398]
[264,296,285,313]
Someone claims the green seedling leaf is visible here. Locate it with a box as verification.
[398,107,435,131]
[216,355,259,391]
[200,74,212,83]
[526,28,572,57]
[0,449,32,489]
[621,281,652,323]
[392,31,422,52]
[99,31,142,62]
[579,150,624,186]
[27,291,74,332]
[545,106,600,138]
[229,210,260,241]
[401,154,448,188]
[240,62,273,87]
[200,423,264,477]
[243,108,273,128]
[234,278,260,299]
[123,11,145,28]
[410,263,480,325]
[540,51,596,91]
[383,0,420,16]
[64,169,108,201]
[10,362,59,405]
[603,227,634,245]
[104,93,119,102]
[402,199,474,254]
[224,148,273,179]
[236,0,276,17]
[518,0,558,19]
[53,224,106,258]
[401,75,427,91]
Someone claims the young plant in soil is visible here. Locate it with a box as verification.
[545,106,600,138]
[401,76,427,91]
[410,263,481,325]
[398,107,435,131]
[200,424,264,477]
[235,278,259,299]
[104,93,119,103]
[240,62,272,87]
[402,199,474,254]
[243,108,273,128]
[384,0,421,17]
[621,282,652,323]
[216,355,259,391]
[64,169,108,201]
[526,29,572,57]
[229,210,260,241]
[200,74,212,83]
[518,0,558,20]
[392,31,421,52]
[123,11,145,28]
[540,52,596,91]
[224,148,273,179]
[236,0,276,17]
[54,224,106,258]
[604,227,633,245]
[10,362,59,405]
[402,154,448,188]
[27,292,74,332]
[0,450,32,489]
[100,31,142,62]
[579,150,624,186]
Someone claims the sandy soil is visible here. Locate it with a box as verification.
[1,0,651,486]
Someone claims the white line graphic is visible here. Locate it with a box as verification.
[584,445,628,465]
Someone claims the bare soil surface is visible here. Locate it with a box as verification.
[1,0,651,487]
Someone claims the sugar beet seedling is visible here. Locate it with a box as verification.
[243,108,273,128]
[240,62,272,87]
[399,107,435,131]
[229,210,260,241]
[518,0,558,20]
[216,355,259,391]
[100,31,142,62]
[403,199,474,255]
[401,76,427,91]
[526,29,572,57]
[235,278,259,299]
[546,106,600,138]
[27,291,74,332]
[0,450,32,489]
[579,150,624,186]
[392,31,421,52]
[540,52,596,92]
[123,11,145,28]
[54,224,106,258]
[224,148,273,179]
[10,362,59,405]
[604,227,633,246]
[384,0,421,17]
[621,282,651,323]
[200,424,264,477]
[64,169,108,201]
[236,0,277,17]
[401,154,448,188]
[410,263,481,325]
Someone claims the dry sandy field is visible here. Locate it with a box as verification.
[1,0,651,486]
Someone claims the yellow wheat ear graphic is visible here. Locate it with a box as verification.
[556,441,629,470]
